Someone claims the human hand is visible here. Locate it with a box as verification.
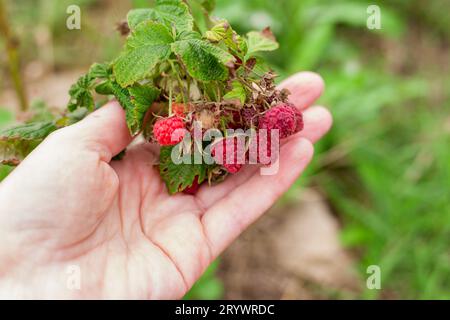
[0,72,332,299]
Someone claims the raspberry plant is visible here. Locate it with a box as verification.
[0,0,304,194]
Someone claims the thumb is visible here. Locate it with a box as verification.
[48,101,132,162]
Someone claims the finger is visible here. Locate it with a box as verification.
[195,164,260,209]
[47,101,132,162]
[294,106,333,143]
[195,106,331,208]
[201,137,314,257]
[278,71,325,110]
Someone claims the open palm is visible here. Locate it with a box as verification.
[0,72,331,299]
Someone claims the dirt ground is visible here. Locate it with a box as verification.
[218,189,361,299]
[0,71,362,299]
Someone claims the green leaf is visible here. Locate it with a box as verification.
[205,21,233,42]
[0,164,13,181]
[127,0,194,32]
[1,121,57,140]
[176,30,202,41]
[89,62,111,79]
[205,21,247,58]
[0,137,41,166]
[0,121,58,166]
[114,21,174,87]
[95,81,114,95]
[223,81,247,105]
[172,39,234,81]
[245,28,279,60]
[68,74,95,112]
[159,146,208,194]
[128,84,161,134]
[109,82,137,134]
[109,82,159,135]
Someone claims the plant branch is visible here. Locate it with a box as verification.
[0,0,28,112]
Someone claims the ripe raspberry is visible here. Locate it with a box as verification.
[292,107,304,133]
[248,131,279,165]
[258,103,303,139]
[211,137,245,174]
[183,177,201,195]
[153,116,186,146]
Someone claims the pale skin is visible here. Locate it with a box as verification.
[0,72,332,299]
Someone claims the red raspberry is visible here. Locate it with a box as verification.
[248,131,279,165]
[211,137,245,174]
[258,103,303,139]
[183,176,201,195]
[153,116,186,146]
[292,107,304,133]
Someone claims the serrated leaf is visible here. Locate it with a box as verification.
[0,121,58,166]
[128,84,161,134]
[223,81,247,105]
[159,146,208,194]
[206,21,246,58]
[68,74,95,112]
[245,28,279,60]
[89,63,111,79]
[114,21,174,87]
[1,121,57,140]
[0,137,41,166]
[127,0,194,32]
[109,82,137,134]
[172,39,234,81]
[95,81,114,95]
[176,30,202,41]
[109,82,159,135]
[205,21,233,42]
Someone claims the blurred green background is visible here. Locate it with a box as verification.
[1,0,449,299]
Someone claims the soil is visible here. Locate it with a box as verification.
[219,188,361,299]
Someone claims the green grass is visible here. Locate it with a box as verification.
[215,0,450,299]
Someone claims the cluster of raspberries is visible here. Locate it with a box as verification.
[153,102,304,174]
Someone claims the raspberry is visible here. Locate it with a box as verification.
[242,107,259,127]
[227,110,243,130]
[258,103,303,139]
[211,137,245,174]
[292,107,304,133]
[183,177,201,195]
[153,116,186,146]
[248,131,279,165]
